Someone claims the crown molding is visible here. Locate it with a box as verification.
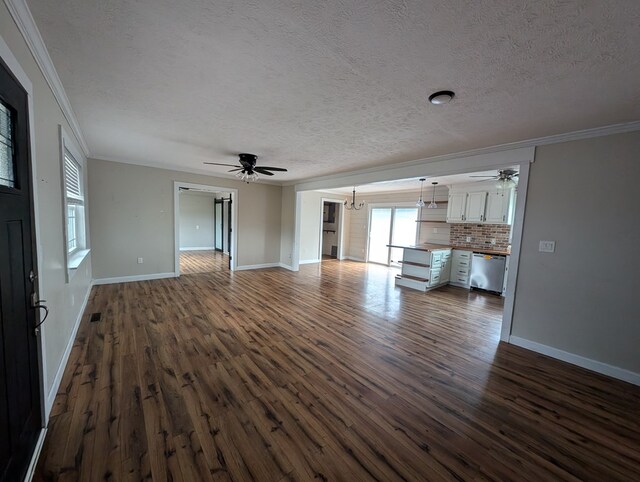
[4,0,90,157]
[287,120,640,190]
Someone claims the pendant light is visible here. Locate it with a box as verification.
[344,187,364,210]
[416,178,426,207]
[427,182,438,209]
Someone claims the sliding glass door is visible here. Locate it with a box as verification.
[368,207,418,266]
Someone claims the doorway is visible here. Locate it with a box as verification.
[320,200,343,261]
[0,56,43,482]
[368,206,419,266]
[174,183,237,275]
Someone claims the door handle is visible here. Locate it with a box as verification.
[31,293,49,335]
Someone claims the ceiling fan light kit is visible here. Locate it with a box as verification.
[428,90,455,105]
[203,153,287,183]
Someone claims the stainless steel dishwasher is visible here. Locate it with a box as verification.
[470,253,506,293]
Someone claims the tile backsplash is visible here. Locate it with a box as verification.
[449,223,511,250]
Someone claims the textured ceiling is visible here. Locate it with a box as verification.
[27,0,640,182]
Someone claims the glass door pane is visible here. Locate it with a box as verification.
[214,201,223,250]
[368,208,392,264]
[390,208,418,265]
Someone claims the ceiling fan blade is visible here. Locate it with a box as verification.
[228,168,243,172]
[203,162,240,167]
[469,175,497,178]
[512,173,519,177]
[258,166,288,172]
[254,167,275,176]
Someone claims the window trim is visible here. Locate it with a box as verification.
[59,125,89,281]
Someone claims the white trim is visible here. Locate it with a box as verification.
[174,181,238,274]
[291,191,302,271]
[92,272,176,285]
[278,263,294,271]
[500,160,531,341]
[23,427,46,482]
[44,282,91,417]
[319,198,345,260]
[235,263,281,271]
[509,336,640,387]
[299,259,321,265]
[179,246,215,251]
[345,256,365,262]
[4,0,90,156]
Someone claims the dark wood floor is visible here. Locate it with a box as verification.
[35,261,640,481]
[180,249,228,274]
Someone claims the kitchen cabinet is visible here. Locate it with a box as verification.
[484,190,511,224]
[447,183,515,225]
[394,245,452,292]
[465,192,487,222]
[446,192,467,222]
[450,249,472,288]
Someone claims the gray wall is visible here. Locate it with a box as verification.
[179,191,214,249]
[89,158,283,278]
[1,5,93,406]
[512,131,640,373]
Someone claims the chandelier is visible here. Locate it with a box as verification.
[344,187,364,210]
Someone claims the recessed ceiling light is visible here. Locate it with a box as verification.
[428,90,455,105]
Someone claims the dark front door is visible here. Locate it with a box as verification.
[0,57,42,482]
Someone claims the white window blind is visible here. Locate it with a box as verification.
[64,151,83,201]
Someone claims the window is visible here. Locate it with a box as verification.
[60,127,88,278]
[0,101,16,188]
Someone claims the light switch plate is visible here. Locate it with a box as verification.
[539,241,555,253]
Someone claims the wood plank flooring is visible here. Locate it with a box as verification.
[180,250,228,274]
[35,261,640,481]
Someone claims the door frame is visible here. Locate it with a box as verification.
[0,33,48,479]
[174,181,238,274]
[318,198,345,260]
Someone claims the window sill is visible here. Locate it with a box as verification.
[68,249,90,271]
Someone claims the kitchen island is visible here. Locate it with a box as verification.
[388,243,452,292]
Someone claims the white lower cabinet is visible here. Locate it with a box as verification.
[449,249,472,288]
[395,247,452,292]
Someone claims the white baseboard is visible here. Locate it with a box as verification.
[93,272,177,285]
[278,263,294,271]
[24,427,47,482]
[45,282,92,417]
[299,259,321,265]
[235,263,281,271]
[179,246,215,251]
[345,256,365,262]
[509,336,640,386]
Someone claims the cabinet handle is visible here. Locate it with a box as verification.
[502,214,506,222]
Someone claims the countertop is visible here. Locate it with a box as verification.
[387,243,452,252]
[450,246,511,256]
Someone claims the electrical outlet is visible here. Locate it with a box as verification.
[491,238,497,245]
[539,241,555,253]
[433,228,438,234]
[137,257,144,264]
[466,236,472,242]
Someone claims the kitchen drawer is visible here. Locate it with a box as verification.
[452,275,469,285]
[456,259,471,268]
[454,250,472,259]
[454,267,469,276]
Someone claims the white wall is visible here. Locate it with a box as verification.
[179,191,214,249]
[89,158,283,278]
[1,5,93,414]
[298,191,324,262]
[512,130,640,375]
[279,185,296,267]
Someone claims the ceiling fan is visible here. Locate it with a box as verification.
[470,168,519,181]
[203,153,287,183]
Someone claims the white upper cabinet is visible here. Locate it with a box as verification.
[446,192,467,222]
[447,182,515,225]
[484,190,511,224]
[465,192,487,222]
